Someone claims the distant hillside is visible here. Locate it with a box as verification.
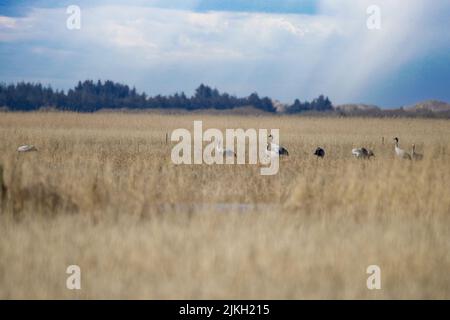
[405,100,450,113]
[334,104,380,112]
[96,105,272,116]
[331,101,450,118]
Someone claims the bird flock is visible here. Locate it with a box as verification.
[263,136,423,161]
[16,136,424,161]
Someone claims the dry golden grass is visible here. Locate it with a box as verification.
[1,112,450,299]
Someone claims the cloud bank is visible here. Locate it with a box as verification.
[0,0,449,106]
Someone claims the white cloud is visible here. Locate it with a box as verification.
[0,16,17,28]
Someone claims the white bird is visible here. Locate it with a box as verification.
[411,144,423,161]
[267,134,289,156]
[265,145,279,159]
[216,139,236,158]
[393,137,411,160]
[352,147,375,159]
[17,145,38,153]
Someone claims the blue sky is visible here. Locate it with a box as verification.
[0,0,318,15]
[0,0,449,107]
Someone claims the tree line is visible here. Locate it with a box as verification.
[286,96,333,113]
[0,80,333,113]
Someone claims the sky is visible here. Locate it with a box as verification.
[0,0,449,107]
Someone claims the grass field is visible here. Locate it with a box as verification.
[1,112,450,299]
